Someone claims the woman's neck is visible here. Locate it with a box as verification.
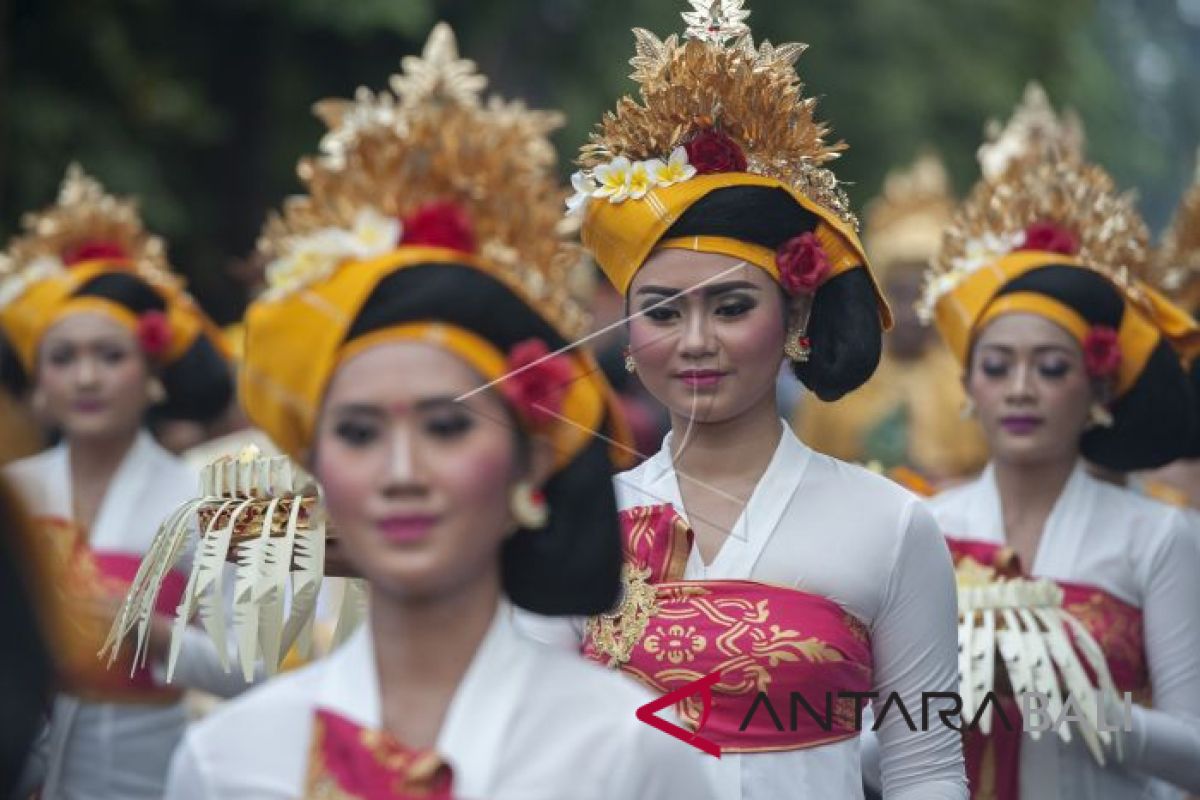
[68,427,140,482]
[369,571,502,744]
[991,454,1077,564]
[668,390,782,487]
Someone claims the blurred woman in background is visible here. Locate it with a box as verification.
[0,165,249,799]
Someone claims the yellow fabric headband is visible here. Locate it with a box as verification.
[241,246,629,470]
[655,229,862,289]
[580,171,894,328]
[332,322,608,471]
[0,260,211,370]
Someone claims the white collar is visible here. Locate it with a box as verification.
[975,460,1093,576]
[627,420,812,578]
[316,600,529,796]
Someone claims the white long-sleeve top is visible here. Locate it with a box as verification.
[165,601,719,800]
[522,422,967,799]
[929,462,1200,798]
[5,430,252,800]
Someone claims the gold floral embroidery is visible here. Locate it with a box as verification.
[585,563,661,666]
[1063,591,1147,691]
[643,624,707,664]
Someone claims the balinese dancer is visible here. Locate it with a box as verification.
[920,86,1200,798]
[797,153,988,485]
[524,2,968,798]
[0,165,246,799]
[160,24,717,800]
[1144,157,1200,508]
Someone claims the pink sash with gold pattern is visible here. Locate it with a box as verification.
[303,709,455,799]
[584,504,873,753]
[38,515,187,703]
[946,536,1149,800]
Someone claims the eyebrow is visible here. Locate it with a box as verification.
[329,395,465,416]
[635,280,762,299]
[978,343,1077,355]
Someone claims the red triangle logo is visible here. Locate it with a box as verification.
[635,670,723,758]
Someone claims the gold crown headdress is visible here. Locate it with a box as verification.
[920,85,1150,321]
[569,0,853,228]
[863,151,956,274]
[0,164,180,309]
[1154,153,1200,306]
[256,23,588,337]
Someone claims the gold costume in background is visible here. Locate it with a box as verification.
[796,154,987,481]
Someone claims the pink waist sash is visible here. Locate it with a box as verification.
[584,504,873,753]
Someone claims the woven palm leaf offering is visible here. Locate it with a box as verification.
[101,445,366,682]
[954,553,1122,764]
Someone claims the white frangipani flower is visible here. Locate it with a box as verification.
[565,171,596,216]
[593,157,634,203]
[626,161,655,200]
[348,206,402,259]
[649,147,697,188]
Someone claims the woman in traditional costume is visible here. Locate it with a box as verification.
[920,87,1200,799]
[796,153,988,485]
[522,3,968,798]
[162,24,717,800]
[0,165,245,798]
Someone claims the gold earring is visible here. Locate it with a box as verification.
[960,397,976,420]
[511,481,549,529]
[784,329,810,363]
[147,377,167,405]
[623,347,637,374]
[1087,402,1114,429]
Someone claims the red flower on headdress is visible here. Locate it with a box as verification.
[136,311,171,359]
[1082,325,1121,379]
[684,129,748,175]
[776,233,831,296]
[499,338,574,428]
[62,240,130,266]
[1019,221,1080,257]
[402,202,477,254]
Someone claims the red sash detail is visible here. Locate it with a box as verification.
[584,504,873,753]
[945,536,1149,800]
[304,709,455,799]
[37,515,186,703]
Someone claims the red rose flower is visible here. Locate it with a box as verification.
[683,129,748,175]
[776,232,831,296]
[1019,221,1079,257]
[499,338,575,428]
[136,311,172,359]
[62,240,130,266]
[401,202,476,253]
[1082,325,1121,379]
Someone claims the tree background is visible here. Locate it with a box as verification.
[1,0,1197,322]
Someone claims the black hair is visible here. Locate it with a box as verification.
[346,263,623,616]
[662,185,882,400]
[991,264,1197,471]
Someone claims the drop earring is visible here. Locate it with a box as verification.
[623,347,637,374]
[784,327,811,363]
[511,481,549,529]
[147,377,167,405]
[1087,402,1114,429]
[960,397,976,420]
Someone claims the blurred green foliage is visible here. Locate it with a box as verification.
[2,0,1197,321]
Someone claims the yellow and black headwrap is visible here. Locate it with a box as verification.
[923,86,1200,470]
[241,23,632,616]
[0,165,232,421]
[569,1,891,329]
